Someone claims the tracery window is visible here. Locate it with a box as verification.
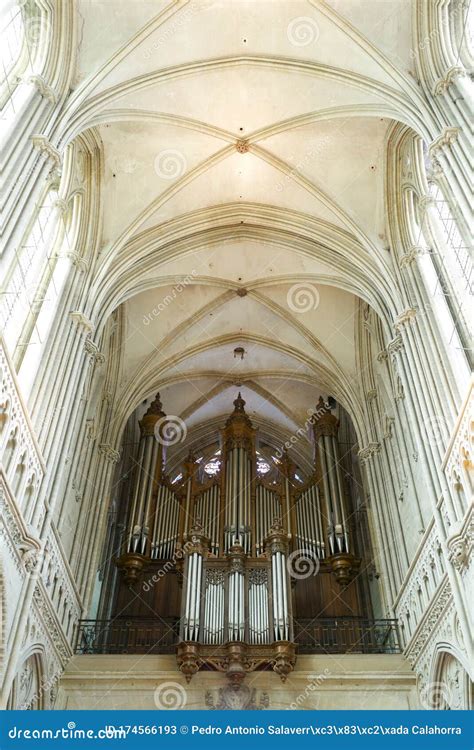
[2,186,59,350]
[0,0,46,123]
[203,452,221,476]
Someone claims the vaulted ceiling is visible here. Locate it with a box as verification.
[63,0,423,455]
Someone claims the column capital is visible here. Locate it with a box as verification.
[31,134,62,172]
[399,246,428,268]
[432,67,466,96]
[84,337,105,365]
[387,334,404,356]
[312,396,339,440]
[25,74,58,104]
[429,127,460,159]
[358,442,381,463]
[70,310,94,334]
[98,443,121,463]
[394,308,417,332]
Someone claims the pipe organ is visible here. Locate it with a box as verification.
[115,392,362,686]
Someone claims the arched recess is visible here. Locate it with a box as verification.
[423,645,474,710]
[6,649,45,710]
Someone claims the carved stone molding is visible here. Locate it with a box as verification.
[64,252,89,273]
[405,576,452,666]
[394,308,417,331]
[388,334,404,353]
[53,198,68,214]
[433,67,466,96]
[98,444,121,464]
[429,128,460,160]
[31,135,62,172]
[84,338,106,365]
[358,442,381,463]
[236,140,249,153]
[399,246,427,268]
[205,685,269,710]
[417,195,435,214]
[447,508,473,573]
[26,75,58,104]
[69,311,94,334]
[383,415,395,440]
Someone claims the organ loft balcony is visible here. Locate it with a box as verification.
[79,393,401,687]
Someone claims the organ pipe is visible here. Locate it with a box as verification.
[116,393,167,584]
[312,396,360,586]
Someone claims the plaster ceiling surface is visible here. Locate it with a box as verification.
[68,0,416,450]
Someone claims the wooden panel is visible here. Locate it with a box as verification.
[112,564,181,619]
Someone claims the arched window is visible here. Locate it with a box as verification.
[203,450,221,477]
[1,0,52,125]
[1,185,60,357]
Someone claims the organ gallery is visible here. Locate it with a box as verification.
[86,392,389,687]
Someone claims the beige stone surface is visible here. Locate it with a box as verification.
[59,654,420,710]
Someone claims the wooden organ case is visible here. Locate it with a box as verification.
[111,393,368,686]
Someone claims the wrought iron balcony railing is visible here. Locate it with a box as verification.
[76,617,179,655]
[75,616,400,656]
[294,617,401,654]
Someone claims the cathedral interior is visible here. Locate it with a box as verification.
[0,0,472,711]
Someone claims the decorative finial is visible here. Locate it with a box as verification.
[145,392,165,417]
[233,392,246,412]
